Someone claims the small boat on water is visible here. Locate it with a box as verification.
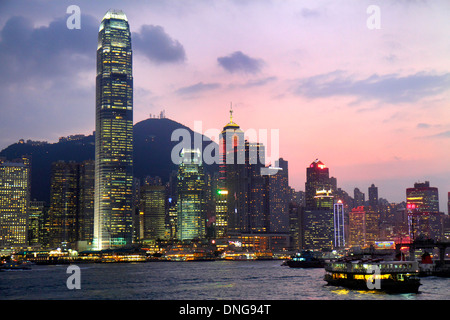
[324,258,421,293]
[286,250,325,268]
[0,260,33,271]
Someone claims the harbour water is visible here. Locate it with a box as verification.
[1,260,449,300]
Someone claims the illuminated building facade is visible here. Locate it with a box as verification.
[406,181,441,240]
[302,189,334,250]
[78,160,95,245]
[353,188,365,208]
[333,200,345,248]
[215,189,228,238]
[94,10,134,250]
[177,149,206,241]
[48,161,80,249]
[140,179,166,240]
[219,108,245,237]
[305,159,333,209]
[0,160,30,249]
[448,192,450,215]
[348,206,379,248]
[368,184,378,210]
[28,200,45,247]
[268,158,290,233]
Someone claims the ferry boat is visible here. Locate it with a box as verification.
[0,260,33,271]
[324,258,421,293]
[286,250,325,268]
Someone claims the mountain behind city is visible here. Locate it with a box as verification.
[0,117,218,203]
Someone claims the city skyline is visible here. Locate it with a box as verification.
[0,1,449,210]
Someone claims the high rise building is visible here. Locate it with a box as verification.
[78,160,95,246]
[28,200,45,247]
[406,181,441,240]
[368,184,378,210]
[406,181,439,213]
[220,108,246,237]
[302,189,334,250]
[94,10,134,250]
[140,177,166,240]
[214,188,228,239]
[245,141,268,234]
[302,160,335,250]
[448,192,450,215]
[177,149,206,241]
[305,159,332,209]
[333,200,345,248]
[0,159,30,249]
[48,161,80,249]
[353,188,365,208]
[348,206,379,248]
[268,158,289,233]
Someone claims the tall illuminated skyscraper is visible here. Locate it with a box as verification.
[406,181,441,240]
[177,149,206,241]
[140,178,166,240]
[0,159,30,249]
[94,10,134,250]
[305,159,332,209]
[48,161,80,249]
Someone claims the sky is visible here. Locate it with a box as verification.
[1,0,449,212]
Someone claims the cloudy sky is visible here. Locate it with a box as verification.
[1,0,450,211]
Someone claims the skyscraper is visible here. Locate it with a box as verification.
[0,159,30,249]
[28,200,45,247]
[353,188,365,208]
[368,184,378,209]
[94,10,134,250]
[448,192,450,215]
[333,200,345,248]
[78,160,95,246]
[177,149,206,241]
[48,161,80,249]
[305,159,332,209]
[268,158,289,233]
[406,181,441,240]
[302,189,334,250]
[219,108,245,237]
[348,206,379,248]
[140,177,166,240]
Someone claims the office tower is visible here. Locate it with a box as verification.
[78,160,95,246]
[48,161,80,249]
[406,181,441,240]
[94,10,134,250]
[215,188,228,239]
[348,206,365,247]
[132,177,141,243]
[177,149,206,241]
[165,171,178,240]
[353,188,365,208]
[268,158,290,233]
[448,192,450,215]
[141,177,166,240]
[348,206,379,248]
[302,189,334,250]
[28,200,45,247]
[406,181,439,213]
[220,108,245,237]
[245,141,268,233]
[305,159,332,209]
[289,202,302,250]
[0,159,30,249]
[368,184,378,209]
[333,200,345,248]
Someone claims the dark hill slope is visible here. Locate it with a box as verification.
[0,118,218,203]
